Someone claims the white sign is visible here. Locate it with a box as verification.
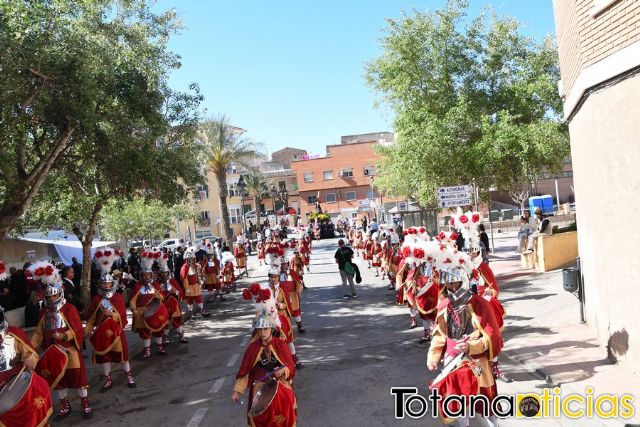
[438,192,471,201]
[396,201,408,211]
[439,198,472,208]
[438,185,471,194]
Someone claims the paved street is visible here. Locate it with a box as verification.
[52,233,637,427]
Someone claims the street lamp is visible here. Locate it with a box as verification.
[237,175,247,232]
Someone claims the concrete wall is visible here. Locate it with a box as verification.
[569,73,640,367]
[0,239,58,266]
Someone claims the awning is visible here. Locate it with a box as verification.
[388,204,421,214]
[17,237,117,266]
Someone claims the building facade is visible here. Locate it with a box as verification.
[552,0,640,368]
[291,140,393,223]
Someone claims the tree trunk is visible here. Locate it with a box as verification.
[254,197,261,231]
[73,201,104,316]
[215,170,234,244]
[0,126,75,240]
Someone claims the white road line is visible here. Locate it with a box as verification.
[186,408,208,427]
[239,336,250,347]
[208,377,225,394]
[226,353,239,367]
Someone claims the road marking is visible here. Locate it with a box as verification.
[209,377,225,394]
[186,408,208,427]
[226,353,239,367]
[239,336,250,347]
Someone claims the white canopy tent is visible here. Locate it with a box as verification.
[18,233,116,265]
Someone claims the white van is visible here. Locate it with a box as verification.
[157,238,181,251]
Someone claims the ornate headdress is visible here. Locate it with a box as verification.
[28,261,62,286]
[0,261,7,282]
[242,283,281,330]
[140,250,160,273]
[94,247,121,275]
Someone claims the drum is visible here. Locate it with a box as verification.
[430,352,482,421]
[89,316,122,355]
[143,300,169,332]
[250,379,297,427]
[35,344,69,389]
[0,371,53,426]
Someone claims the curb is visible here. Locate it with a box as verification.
[500,348,556,387]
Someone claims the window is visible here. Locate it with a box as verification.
[303,172,314,182]
[307,195,317,204]
[341,168,353,177]
[323,170,333,180]
[345,191,356,201]
[196,184,209,200]
[367,189,375,200]
[363,165,375,176]
[229,208,243,224]
[228,185,240,198]
[226,165,238,174]
[199,211,211,226]
[278,180,286,190]
[592,0,621,17]
[326,193,337,203]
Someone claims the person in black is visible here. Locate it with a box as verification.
[334,239,357,299]
[173,247,184,283]
[61,266,84,312]
[478,224,491,255]
[0,273,11,311]
[71,257,83,288]
[127,248,141,279]
[455,228,466,251]
[24,291,42,328]
[10,265,29,309]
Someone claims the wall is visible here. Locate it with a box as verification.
[554,0,640,98]
[569,73,640,367]
[0,240,58,266]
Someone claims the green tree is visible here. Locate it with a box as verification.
[243,168,268,228]
[364,0,569,207]
[0,0,190,240]
[100,197,178,243]
[202,116,261,244]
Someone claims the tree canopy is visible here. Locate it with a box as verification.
[0,0,198,239]
[365,0,569,207]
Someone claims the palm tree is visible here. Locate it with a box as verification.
[202,116,261,243]
[243,167,268,228]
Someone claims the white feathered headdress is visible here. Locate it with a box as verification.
[29,261,62,286]
[94,247,121,274]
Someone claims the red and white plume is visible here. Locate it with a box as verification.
[28,261,62,286]
[94,247,121,274]
[0,261,7,282]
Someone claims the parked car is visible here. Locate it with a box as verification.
[158,238,182,251]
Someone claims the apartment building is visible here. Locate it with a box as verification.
[552,0,640,368]
[291,138,394,222]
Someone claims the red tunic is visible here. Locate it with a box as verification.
[85,294,129,363]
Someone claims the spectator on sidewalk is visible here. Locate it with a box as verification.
[524,208,551,254]
[334,239,358,299]
[0,272,11,310]
[71,256,83,287]
[24,291,42,327]
[61,266,84,312]
[127,248,141,279]
[478,224,491,255]
[10,265,29,309]
[517,216,530,253]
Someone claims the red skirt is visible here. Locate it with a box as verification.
[250,381,297,427]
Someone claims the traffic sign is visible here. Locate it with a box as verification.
[438,185,471,194]
[439,198,472,208]
[438,193,471,201]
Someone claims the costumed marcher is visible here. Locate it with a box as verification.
[234,237,248,279]
[363,233,374,269]
[180,246,211,318]
[281,242,305,334]
[427,246,503,427]
[354,229,364,257]
[451,209,509,383]
[220,251,236,293]
[231,291,297,427]
[200,241,222,303]
[395,228,439,343]
[257,239,266,265]
[84,248,136,391]
[156,253,188,345]
[30,263,93,419]
[297,237,311,274]
[130,251,169,359]
[267,253,303,369]
[370,233,383,277]
[0,297,53,427]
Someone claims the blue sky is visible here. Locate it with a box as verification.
[156,1,557,157]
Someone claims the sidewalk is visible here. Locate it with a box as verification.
[488,231,640,425]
